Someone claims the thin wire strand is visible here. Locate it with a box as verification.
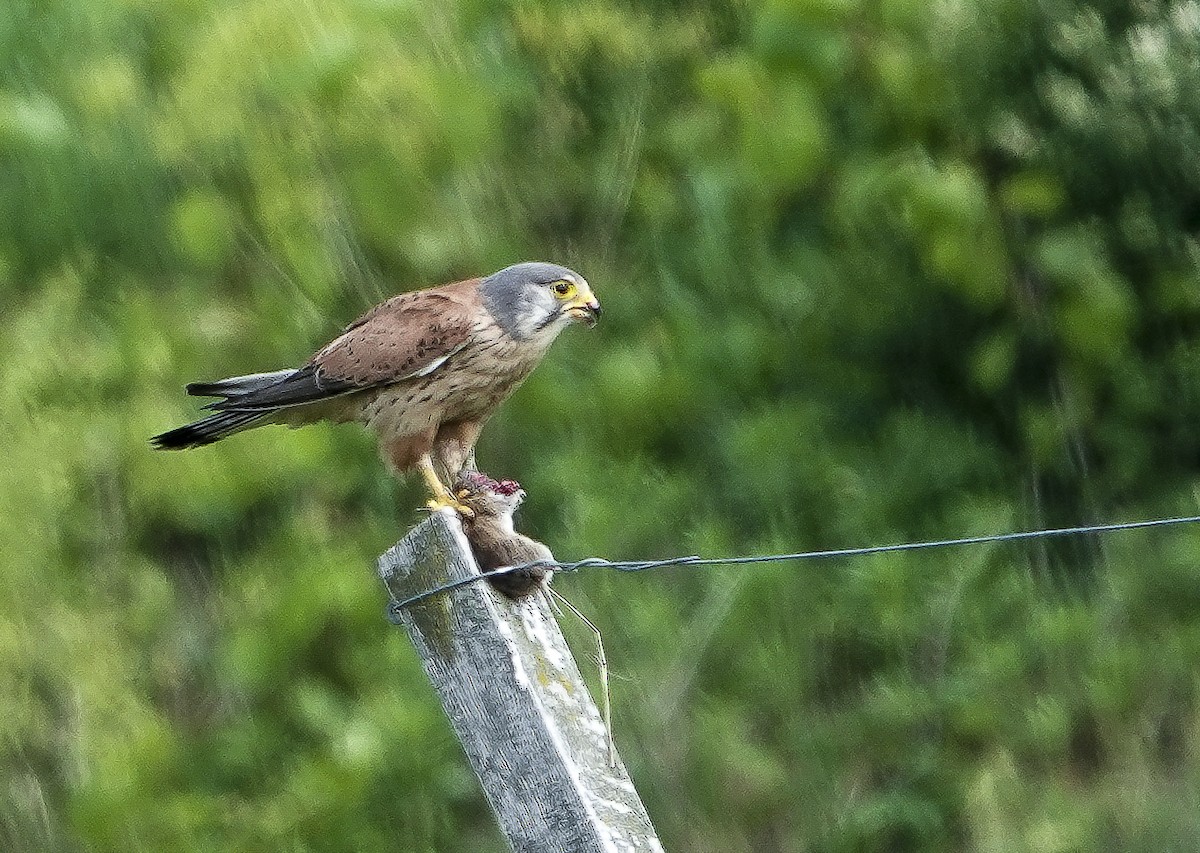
[547,587,616,767]
[387,513,1200,614]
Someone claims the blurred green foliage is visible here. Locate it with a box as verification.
[4,0,1200,850]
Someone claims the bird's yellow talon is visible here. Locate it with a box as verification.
[417,456,476,516]
[425,495,475,517]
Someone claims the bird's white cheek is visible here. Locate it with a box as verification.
[512,296,552,338]
[517,307,568,342]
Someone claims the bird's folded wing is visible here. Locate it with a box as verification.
[209,289,478,411]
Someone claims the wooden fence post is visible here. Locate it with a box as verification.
[378,509,663,853]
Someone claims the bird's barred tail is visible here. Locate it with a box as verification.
[151,410,269,449]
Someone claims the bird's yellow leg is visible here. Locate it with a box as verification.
[418,454,474,517]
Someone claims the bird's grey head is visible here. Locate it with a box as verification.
[479,261,601,341]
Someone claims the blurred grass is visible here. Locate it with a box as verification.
[5,0,1200,850]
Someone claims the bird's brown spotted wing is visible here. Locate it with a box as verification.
[210,280,481,411]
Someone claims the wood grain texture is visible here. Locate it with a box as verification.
[378,511,662,853]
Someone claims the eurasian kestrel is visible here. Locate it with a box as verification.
[152,262,600,514]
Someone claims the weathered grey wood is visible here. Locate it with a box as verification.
[378,510,663,853]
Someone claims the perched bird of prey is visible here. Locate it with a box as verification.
[454,471,553,598]
[152,262,600,514]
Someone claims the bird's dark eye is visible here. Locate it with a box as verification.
[552,280,573,297]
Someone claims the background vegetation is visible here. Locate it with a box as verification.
[5,0,1200,849]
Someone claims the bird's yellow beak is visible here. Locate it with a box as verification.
[566,282,602,328]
